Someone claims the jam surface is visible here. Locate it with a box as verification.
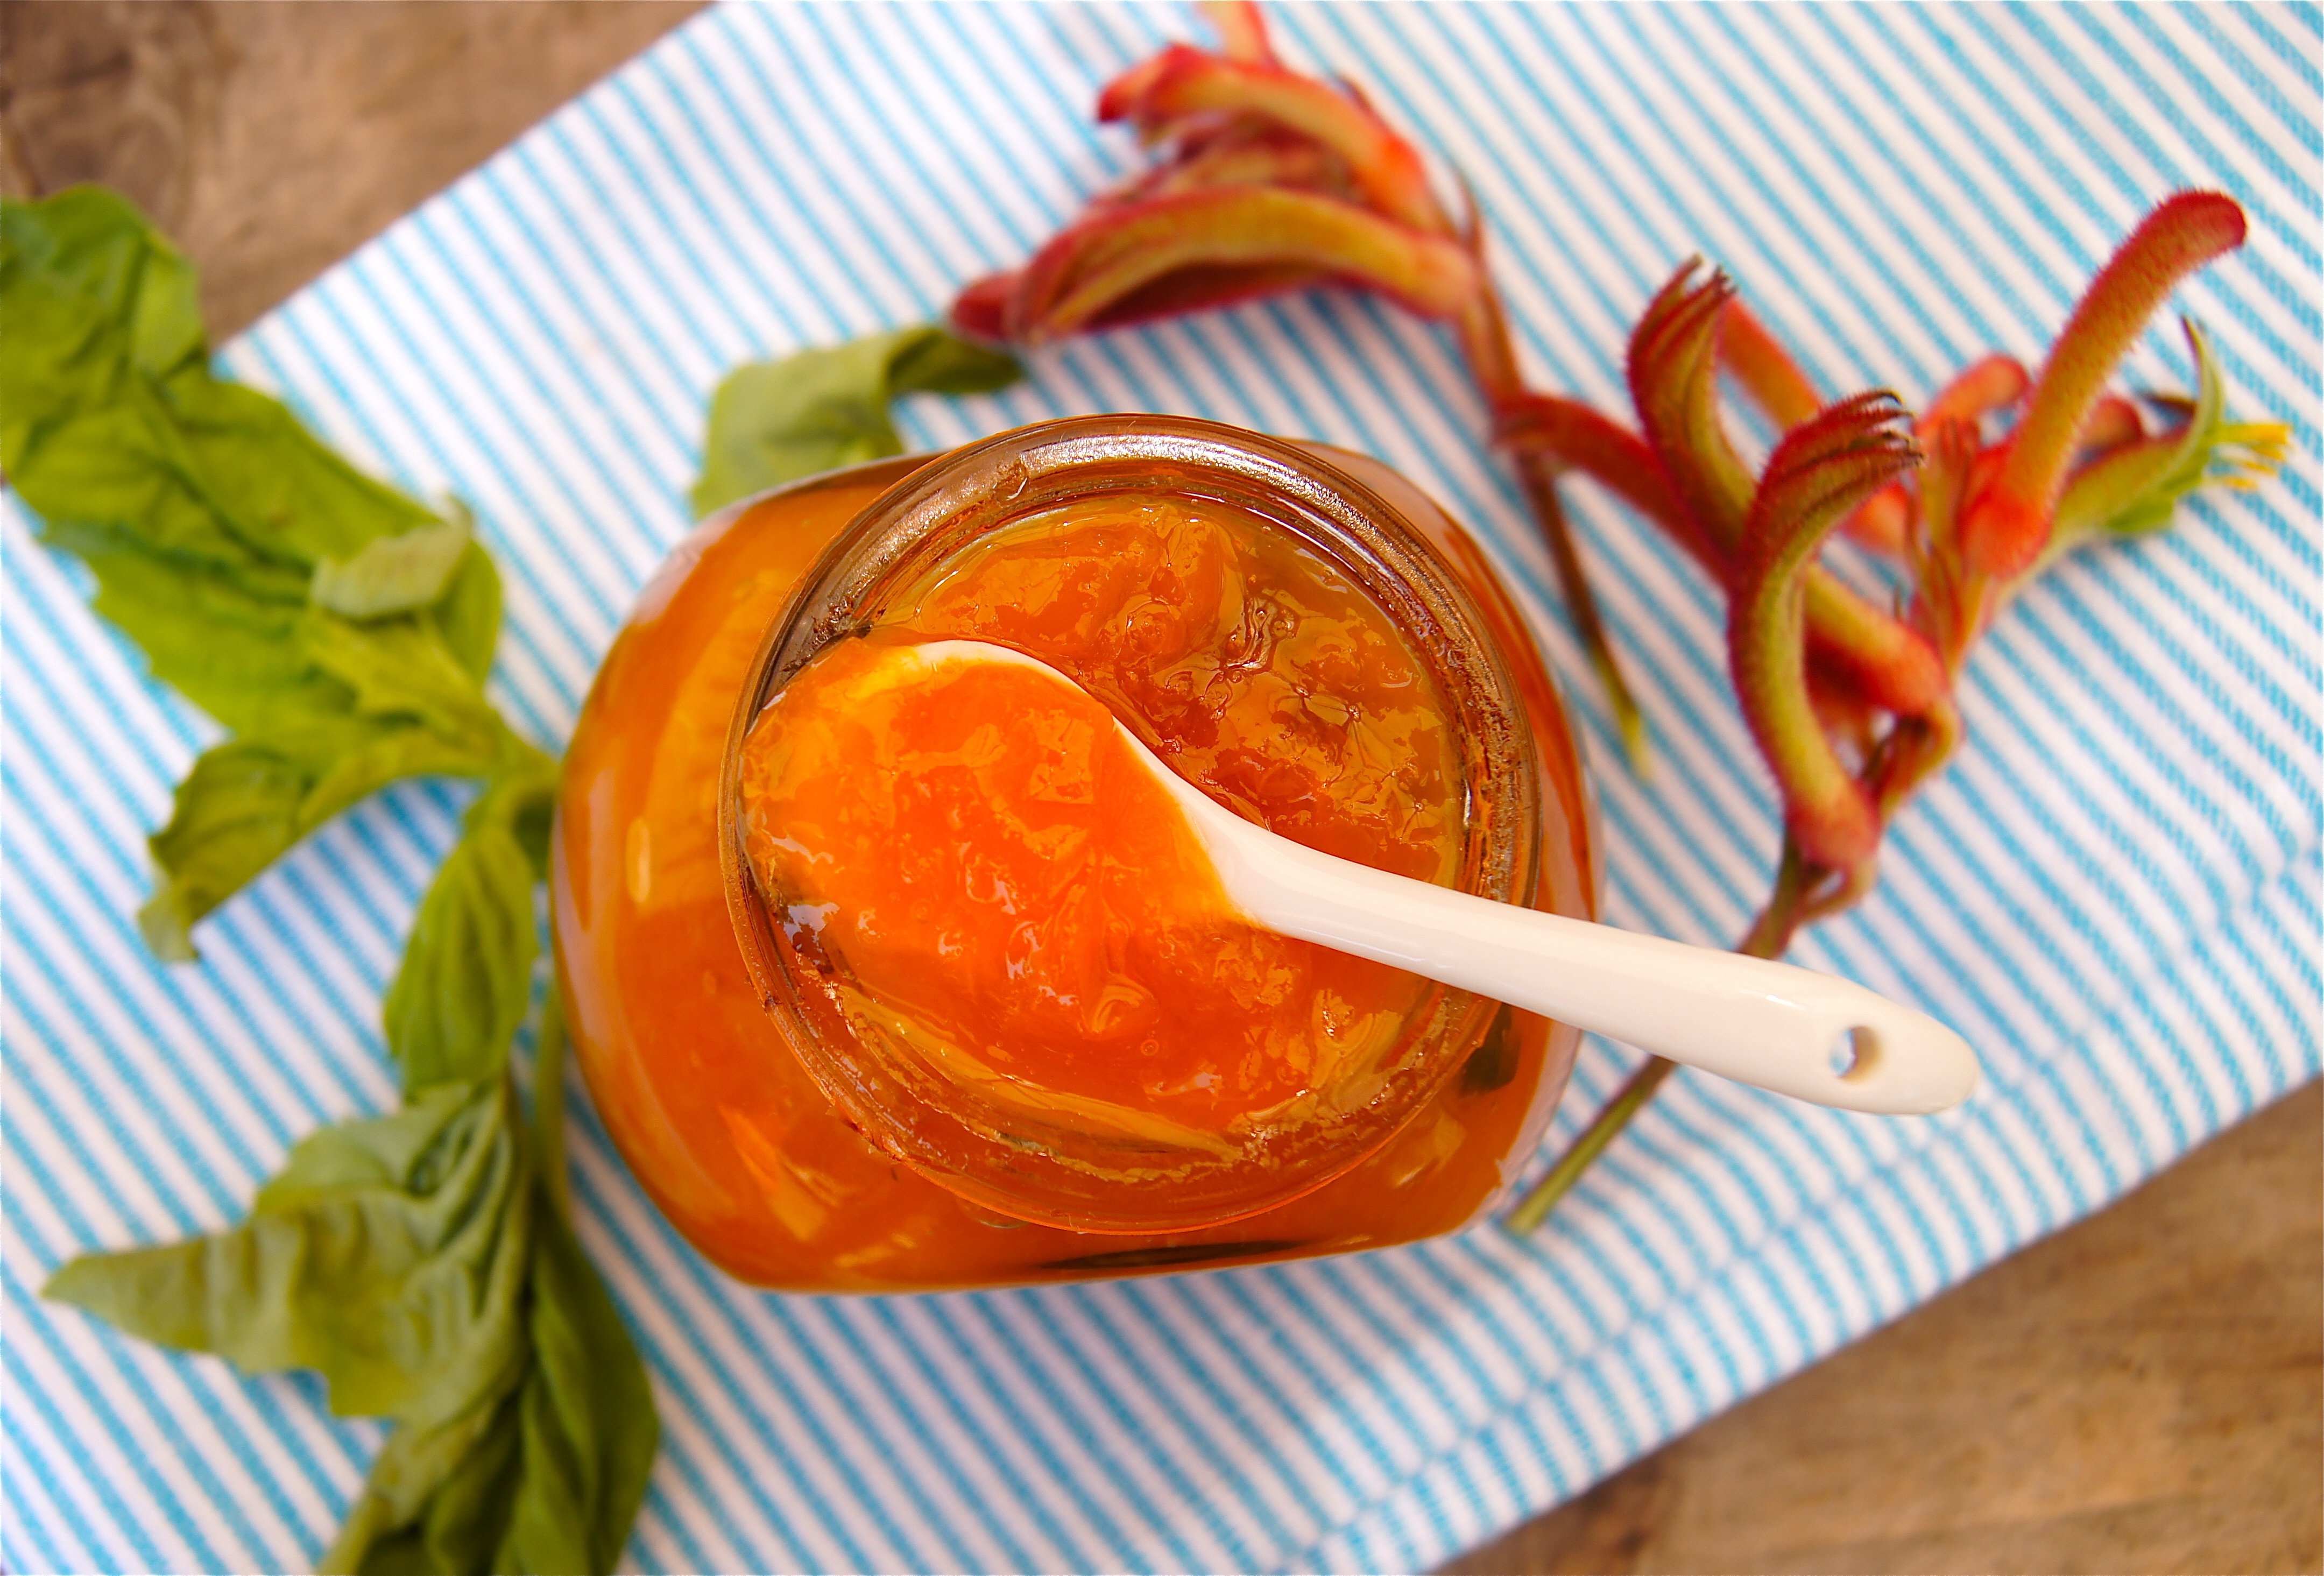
[552,448,1593,1291]
[900,494,1459,882]
[741,492,1464,1154]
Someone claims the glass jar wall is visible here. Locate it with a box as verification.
[550,416,1595,1291]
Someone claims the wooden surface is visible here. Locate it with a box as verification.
[4,4,2317,1571]
[0,0,707,337]
[1449,1082,2322,1575]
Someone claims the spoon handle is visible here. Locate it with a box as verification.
[900,640,1977,1118]
[1192,798,1979,1116]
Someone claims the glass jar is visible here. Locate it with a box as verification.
[551,415,1596,1291]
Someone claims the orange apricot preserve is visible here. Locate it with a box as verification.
[552,416,1595,1290]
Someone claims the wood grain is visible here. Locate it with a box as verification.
[4,4,2317,1571]
[1450,1082,2322,1575]
[0,0,707,336]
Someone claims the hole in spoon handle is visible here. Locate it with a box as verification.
[1770,995,1975,1115]
[1829,1028,1873,1080]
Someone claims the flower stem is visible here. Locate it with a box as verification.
[1517,448,1650,772]
[534,986,573,1224]
[1460,283,1651,772]
[1502,1055,1676,1234]
[1737,837,1814,962]
[1506,839,1810,1232]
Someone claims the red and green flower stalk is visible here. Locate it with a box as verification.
[951,7,2287,1222]
[1504,192,2286,1227]
[951,0,1656,764]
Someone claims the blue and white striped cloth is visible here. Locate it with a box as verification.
[5,5,2316,1571]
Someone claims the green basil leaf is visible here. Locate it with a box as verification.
[0,182,200,379]
[324,1183,655,1576]
[33,500,500,755]
[48,1072,651,1576]
[3,187,442,573]
[499,1193,659,1576]
[887,328,1023,398]
[140,715,512,962]
[44,521,330,735]
[44,513,507,760]
[164,369,441,569]
[691,334,907,517]
[297,609,508,754]
[138,739,314,962]
[328,1378,526,1576]
[689,323,1023,517]
[45,1079,530,1420]
[133,605,524,964]
[3,387,288,572]
[384,768,558,1093]
[313,515,472,619]
[4,189,500,731]
[2,198,251,569]
[428,536,505,687]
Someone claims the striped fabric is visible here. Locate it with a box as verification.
[5,4,2316,1571]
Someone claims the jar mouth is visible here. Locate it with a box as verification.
[719,415,1542,1234]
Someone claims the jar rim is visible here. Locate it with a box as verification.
[718,414,1545,1233]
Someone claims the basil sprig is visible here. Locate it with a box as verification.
[5,187,655,1575]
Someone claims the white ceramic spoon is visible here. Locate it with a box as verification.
[892,640,1980,1117]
